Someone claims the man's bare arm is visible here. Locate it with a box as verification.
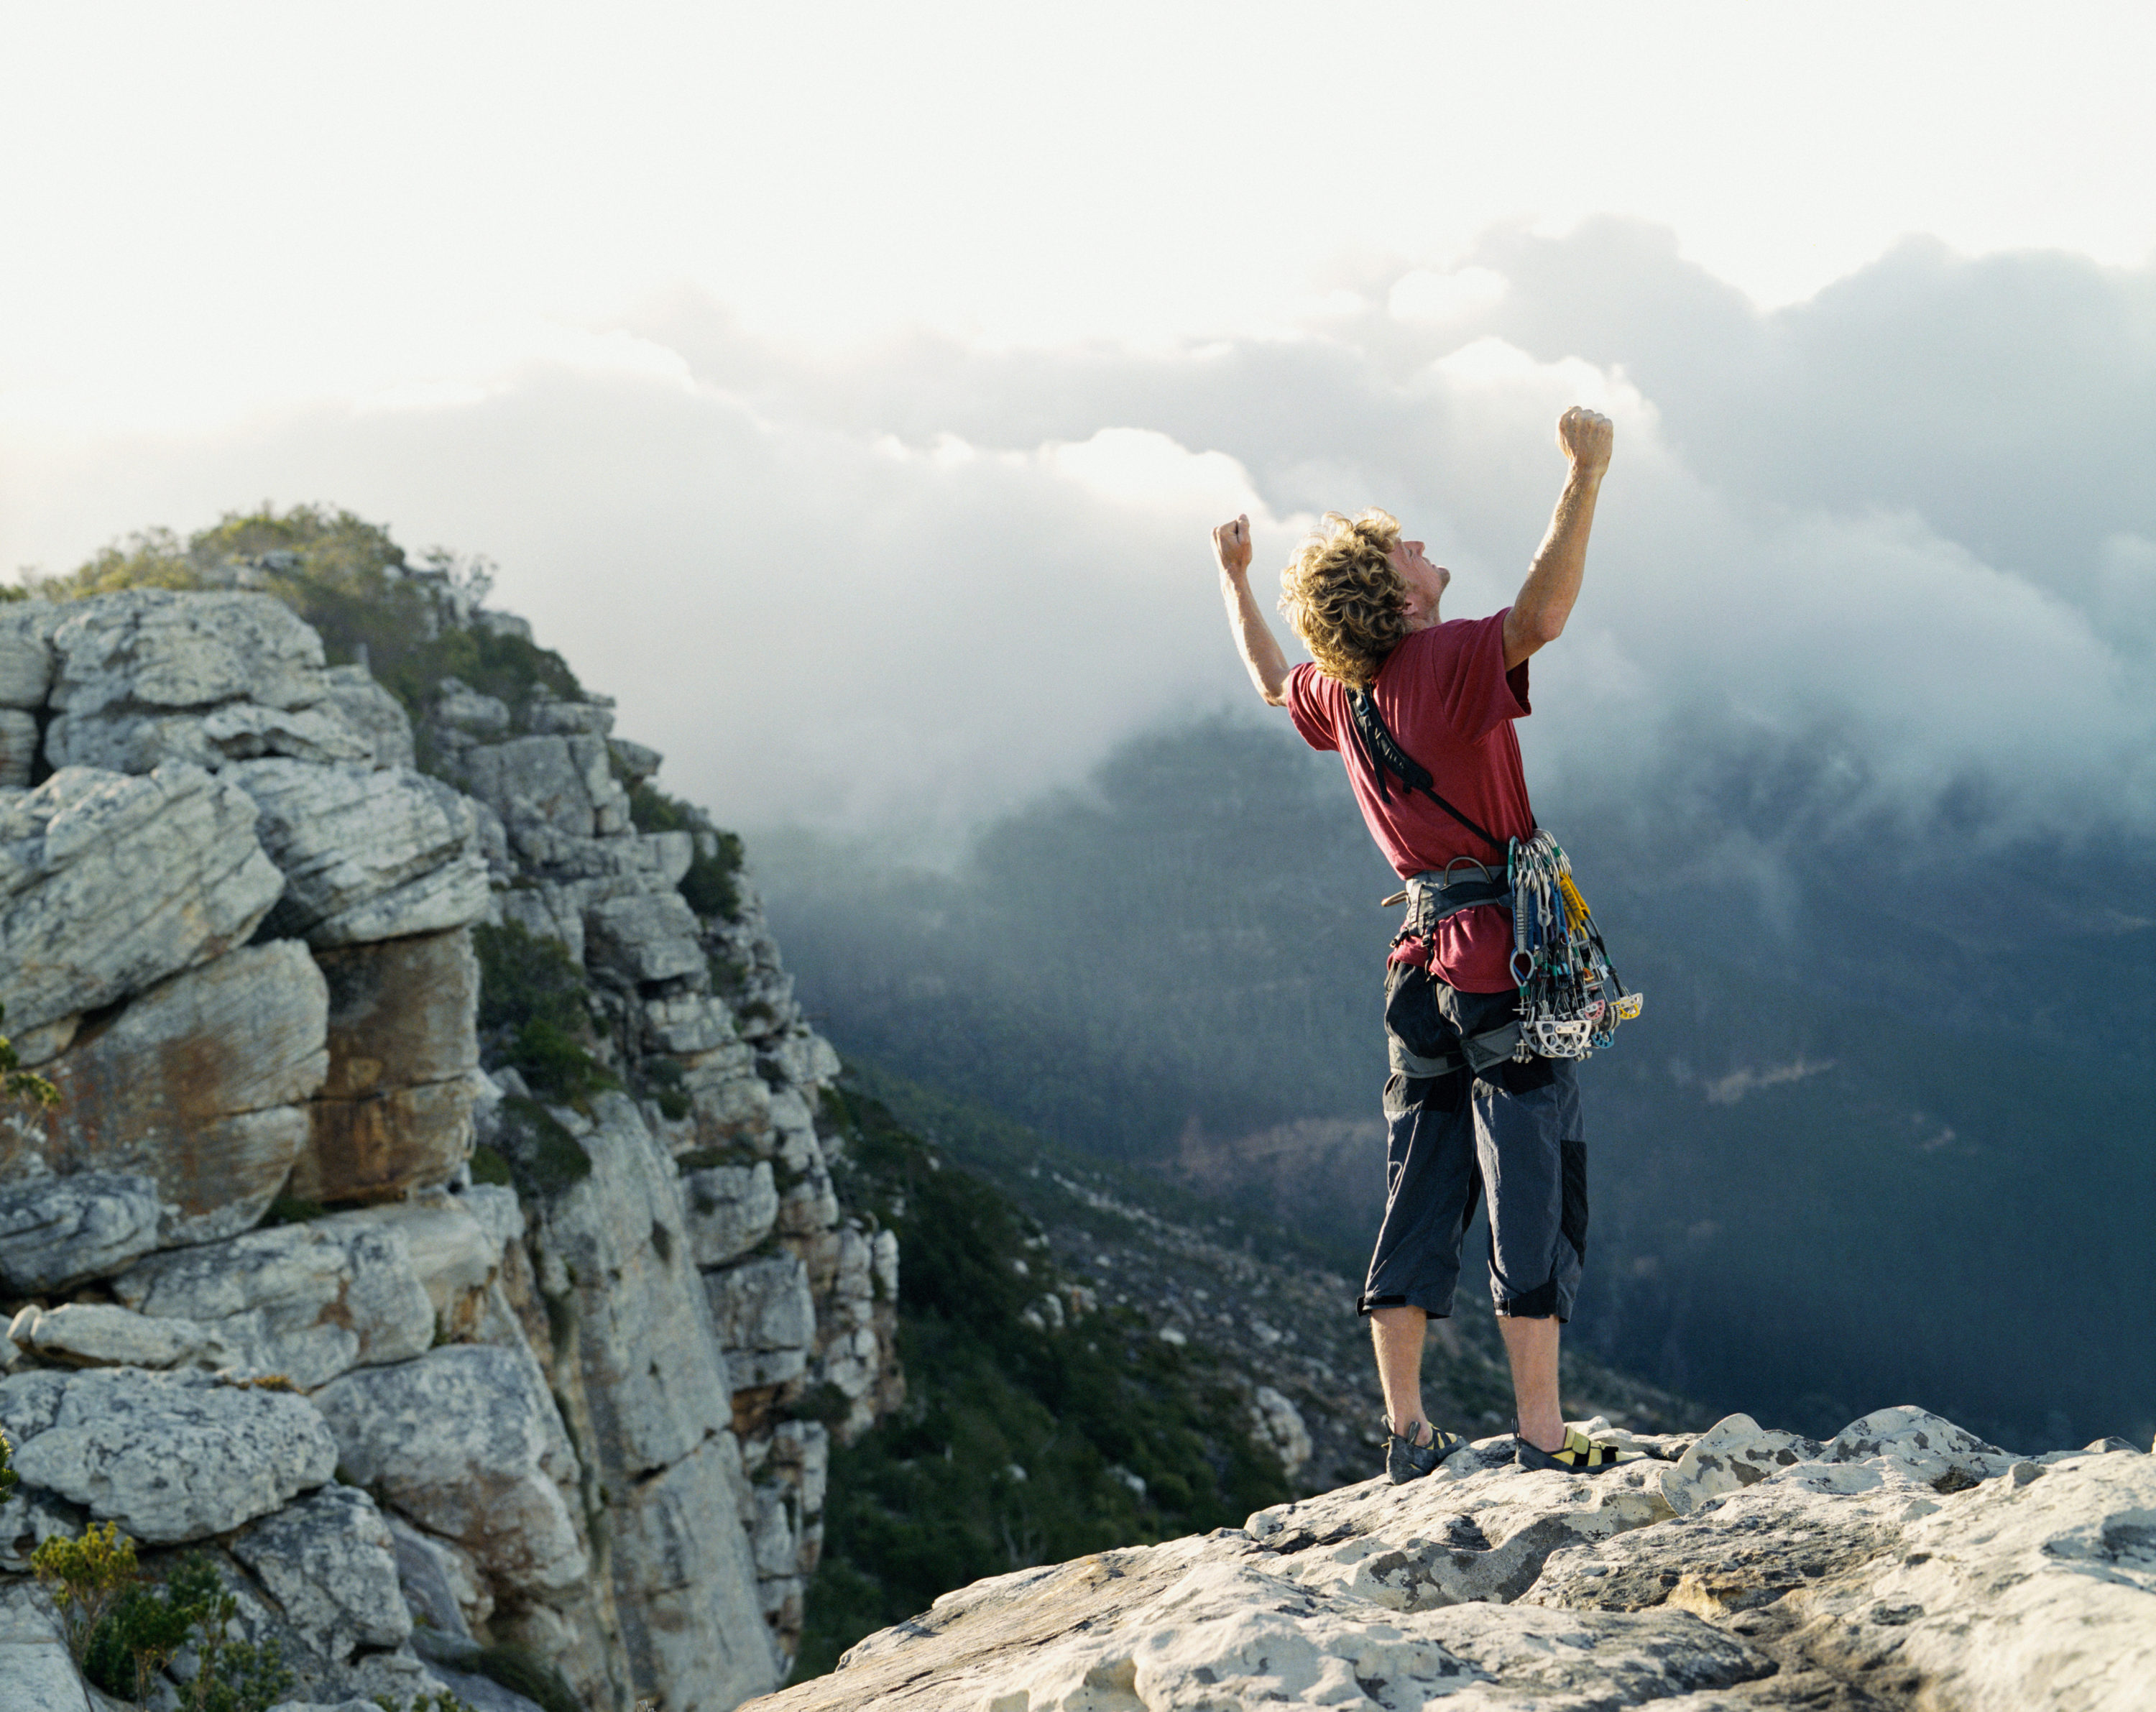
[1212,513,1291,707]
[1503,406,1613,671]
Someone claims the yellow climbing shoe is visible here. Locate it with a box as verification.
[1514,1425,1646,1473]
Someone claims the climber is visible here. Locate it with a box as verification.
[1209,405,1645,1481]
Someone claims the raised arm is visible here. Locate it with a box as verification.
[1502,406,1613,670]
[1213,513,1291,707]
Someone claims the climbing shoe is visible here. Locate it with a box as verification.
[1384,1417,1468,1484]
[1514,1425,1647,1474]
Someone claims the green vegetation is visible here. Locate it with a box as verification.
[32,1528,290,1710]
[460,1645,584,1712]
[491,1095,594,1198]
[374,1695,476,1712]
[0,1429,15,1502]
[473,920,615,1103]
[1,1001,61,1112]
[259,1196,329,1227]
[626,778,745,921]
[793,1084,1291,1678]
[35,505,584,719]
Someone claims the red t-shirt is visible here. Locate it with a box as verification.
[1286,610,1535,993]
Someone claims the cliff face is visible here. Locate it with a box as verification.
[0,583,898,1712]
[751,1407,2156,1711]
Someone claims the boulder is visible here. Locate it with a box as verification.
[7,1302,228,1369]
[0,1583,91,1712]
[0,764,285,1037]
[295,930,482,1204]
[707,1254,816,1389]
[682,1161,778,1267]
[538,1094,732,1474]
[229,760,490,946]
[45,699,375,773]
[323,664,416,769]
[386,1510,491,1637]
[584,890,706,987]
[607,1437,780,1709]
[24,942,328,1243]
[0,1368,336,1544]
[298,1080,478,1207]
[46,589,329,717]
[0,602,60,709]
[310,1344,589,1598]
[451,733,625,840]
[0,708,37,788]
[232,1485,413,1664]
[0,1171,162,1292]
[315,929,479,1097]
[113,1214,436,1391]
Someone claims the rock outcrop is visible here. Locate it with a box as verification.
[750,1407,2155,1711]
[0,578,896,1712]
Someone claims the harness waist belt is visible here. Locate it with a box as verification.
[1381,864,1513,939]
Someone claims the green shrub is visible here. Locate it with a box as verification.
[627,783,745,921]
[37,505,585,721]
[32,1536,288,1711]
[465,1644,584,1712]
[1,1429,15,1503]
[642,1057,691,1122]
[493,1096,594,1199]
[259,1196,328,1227]
[473,921,614,1102]
[468,1143,515,1188]
[1,1001,60,1111]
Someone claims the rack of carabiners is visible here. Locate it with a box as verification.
[1507,830,1644,1059]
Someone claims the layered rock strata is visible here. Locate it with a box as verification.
[0,584,897,1712]
[750,1407,2156,1711]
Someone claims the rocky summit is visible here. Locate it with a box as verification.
[747,1408,2155,1711]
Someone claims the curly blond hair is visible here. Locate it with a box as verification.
[1276,509,1409,689]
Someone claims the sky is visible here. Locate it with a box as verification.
[2,2,2152,848]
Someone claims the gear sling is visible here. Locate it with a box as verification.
[1345,689,1643,1076]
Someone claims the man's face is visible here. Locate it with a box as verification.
[1388,538,1451,630]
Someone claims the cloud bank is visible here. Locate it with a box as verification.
[4,223,2150,847]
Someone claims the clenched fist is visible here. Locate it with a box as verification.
[1557,406,1613,476]
[1212,513,1253,579]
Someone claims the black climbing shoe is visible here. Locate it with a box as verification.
[1514,1425,1647,1474]
[1384,1417,1468,1484]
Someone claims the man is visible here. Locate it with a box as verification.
[1211,405,1641,1481]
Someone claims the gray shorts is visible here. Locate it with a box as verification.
[1359,970,1588,1321]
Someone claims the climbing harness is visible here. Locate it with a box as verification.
[1350,689,1643,1064]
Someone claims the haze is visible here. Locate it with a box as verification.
[4,1,2152,849]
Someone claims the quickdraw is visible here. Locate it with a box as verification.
[1506,829,1644,1059]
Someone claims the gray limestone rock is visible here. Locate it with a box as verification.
[45,699,374,773]
[310,1344,589,1598]
[0,707,37,788]
[233,1484,413,1665]
[584,890,706,987]
[522,694,614,737]
[608,737,663,783]
[432,679,512,738]
[1,1368,336,1544]
[451,733,622,841]
[322,664,415,769]
[0,1172,162,1292]
[0,602,60,709]
[682,1161,778,1267]
[537,1094,731,1474]
[707,1254,816,1389]
[8,1302,229,1370]
[231,760,490,946]
[47,589,328,717]
[113,1213,436,1391]
[0,1583,92,1712]
[385,1511,489,1638]
[605,1436,781,1709]
[0,763,285,1037]
[28,942,328,1244]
